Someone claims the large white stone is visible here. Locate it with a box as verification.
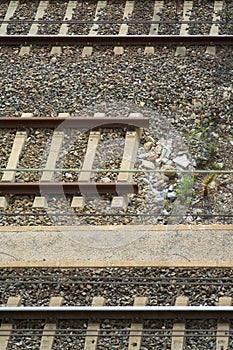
[173,154,191,169]
[141,160,155,170]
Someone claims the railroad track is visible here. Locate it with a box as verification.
[1,265,233,348]
[0,113,231,225]
[1,294,233,349]
[0,2,232,348]
[0,111,232,225]
[0,114,148,211]
[0,0,232,55]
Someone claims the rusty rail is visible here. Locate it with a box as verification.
[1,305,233,320]
[0,182,138,195]
[0,35,233,46]
[0,117,149,129]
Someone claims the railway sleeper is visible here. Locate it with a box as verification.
[0,295,233,349]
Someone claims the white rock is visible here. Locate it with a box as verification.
[142,177,150,185]
[173,154,191,169]
[160,147,171,159]
[65,173,73,178]
[162,158,172,165]
[162,209,169,216]
[102,176,111,183]
[154,145,162,155]
[223,91,231,100]
[50,56,57,63]
[141,160,155,170]
[138,152,150,159]
[154,159,162,167]
[167,191,177,199]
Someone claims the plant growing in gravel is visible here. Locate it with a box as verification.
[175,176,195,205]
[203,174,217,197]
[189,124,206,139]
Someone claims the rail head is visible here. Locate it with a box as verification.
[0,117,149,129]
[0,35,233,46]
[1,305,233,320]
[0,182,139,195]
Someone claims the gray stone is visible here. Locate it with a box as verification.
[173,154,191,169]
[141,160,155,170]
[167,191,177,199]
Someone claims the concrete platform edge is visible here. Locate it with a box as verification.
[0,224,232,231]
[1,260,233,268]
[0,225,232,266]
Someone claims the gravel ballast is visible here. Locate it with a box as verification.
[0,46,232,225]
[1,267,233,349]
[0,0,232,226]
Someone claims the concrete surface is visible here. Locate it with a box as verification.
[0,225,232,267]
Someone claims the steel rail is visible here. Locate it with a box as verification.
[0,213,231,218]
[1,20,231,24]
[0,182,138,195]
[0,168,232,174]
[0,117,149,129]
[0,35,233,46]
[1,306,233,320]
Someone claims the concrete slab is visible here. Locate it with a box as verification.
[19,0,49,56]
[144,0,164,55]
[175,1,193,56]
[1,131,27,182]
[114,1,135,55]
[82,0,107,57]
[0,225,232,266]
[51,0,77,55]
[33,196,48,208]
[0,197,8,209]
[206,0,223,55]
[71,196,86,208]
[0,0,19,35]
